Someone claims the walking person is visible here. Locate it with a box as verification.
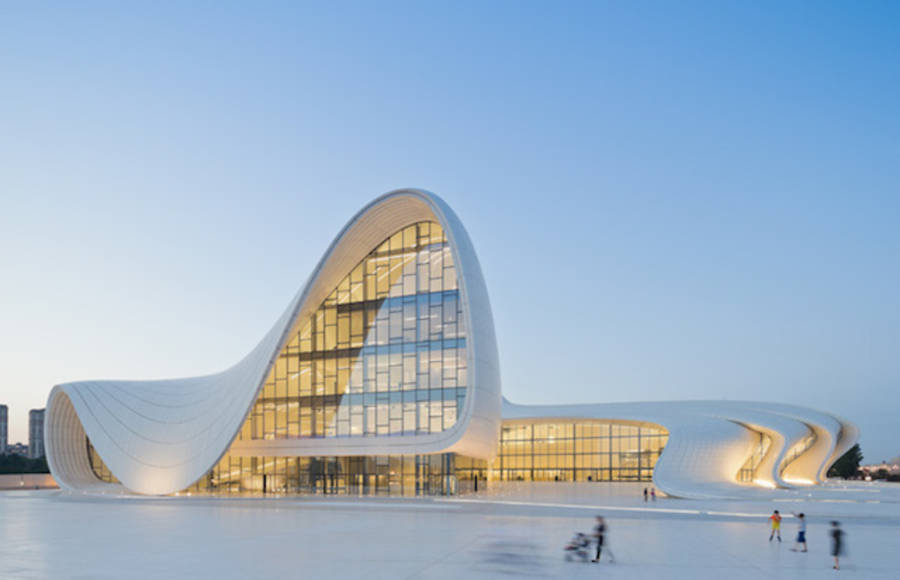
[650,487,656,501]
[591,516,615,563]
[768,510,782,542]
[643,487,648,502]
[790,512,808,552]
[830,521,845,570]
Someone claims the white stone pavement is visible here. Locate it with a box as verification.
[1,481,898,579]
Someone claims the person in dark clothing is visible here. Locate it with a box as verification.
[830,521,845,570]
[591,516,615,563]
[643,487,648,502]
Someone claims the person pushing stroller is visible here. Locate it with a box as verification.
[591,516,615,563]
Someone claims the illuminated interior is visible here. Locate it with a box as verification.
[88,419,672,493]
[779,428,817,484]
[486,421,668,482]
[737,431,772,483]
[90,221,470,494]
[239,220,466,441]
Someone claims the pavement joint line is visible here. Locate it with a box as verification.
[402,534,484,580]
[438,498,776,518]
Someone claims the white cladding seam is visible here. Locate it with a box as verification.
[499,399,857,499]
[44,190,502,495]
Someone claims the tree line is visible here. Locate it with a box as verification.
[0,454,49,474]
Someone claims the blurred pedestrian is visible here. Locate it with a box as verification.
[643,487,648,502]
[830,521,845,570]
[591,516,615,563]
[650,487,656,501]
[790,512,807,552]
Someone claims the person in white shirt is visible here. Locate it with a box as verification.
[790,512,808,552]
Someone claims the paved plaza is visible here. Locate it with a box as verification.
[1,482,898,579]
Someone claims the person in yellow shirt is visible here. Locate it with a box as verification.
[768,510,782,542]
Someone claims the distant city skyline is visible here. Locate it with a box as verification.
[0,405,44,449]
[0,2,898,460]
[0,405,7,454]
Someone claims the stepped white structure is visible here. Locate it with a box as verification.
[501,399,857,498]
[44,189,857,498]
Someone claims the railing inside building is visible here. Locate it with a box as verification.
[470,421,669,483]
[736,431,772,483]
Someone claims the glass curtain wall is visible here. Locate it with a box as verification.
[187,453,458,496]
[89,421,672,490]
[483,421,668,483]
[87,221,470,496]
[88,436,460,496]
[239,220,466,441]
[87,439,118,484]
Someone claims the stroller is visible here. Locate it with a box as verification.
[564,532,591,562]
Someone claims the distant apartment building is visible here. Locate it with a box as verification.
[0,404,7,454]
[28,409,45,459]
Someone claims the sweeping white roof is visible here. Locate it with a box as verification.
[44,189,856,497]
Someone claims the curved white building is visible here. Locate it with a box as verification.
[44,189,857,498]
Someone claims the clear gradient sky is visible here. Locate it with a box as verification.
[1,2,898,460]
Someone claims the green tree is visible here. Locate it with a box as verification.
[827,443,863,479]
[0,454,49,474]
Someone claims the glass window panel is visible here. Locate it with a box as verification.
[189,222,471,495]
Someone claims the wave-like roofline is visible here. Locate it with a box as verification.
[44,188,856,498]
[45,189,502,495]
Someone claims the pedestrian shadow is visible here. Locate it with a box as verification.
[469,534,548,576]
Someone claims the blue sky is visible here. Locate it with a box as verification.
[1,1,898,460]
